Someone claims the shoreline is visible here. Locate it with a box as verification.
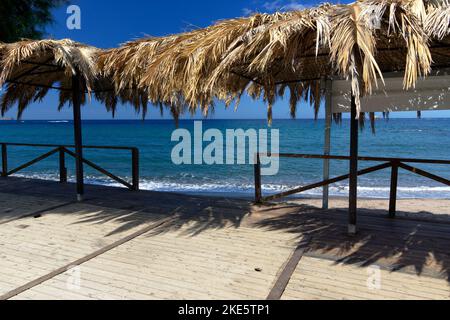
[186,191,450,201]
[186,191,450,202]
[10,174,450,202]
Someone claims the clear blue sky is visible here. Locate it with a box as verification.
[3,0,449,120]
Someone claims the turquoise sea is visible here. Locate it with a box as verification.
[1,118,449,199]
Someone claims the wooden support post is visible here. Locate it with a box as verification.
[348,95,359,235]
[59,147,67,183]
[323,79,332,209]
[389,161,399,219]
[254,154,262,204]
[131,148,140,191]
[72,74,84,201]
[1,144,7,177]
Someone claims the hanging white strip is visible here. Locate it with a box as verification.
[332,75,450,113]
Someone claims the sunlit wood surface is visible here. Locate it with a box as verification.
[0,177,449,300]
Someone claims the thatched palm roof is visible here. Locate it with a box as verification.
[102,0,450,123]
[0,39,118,118]
[1,1,449,122]
[0,38,174,119]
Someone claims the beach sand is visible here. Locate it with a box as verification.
[275,198,450,223]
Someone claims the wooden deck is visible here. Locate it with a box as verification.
[0,177,449,300]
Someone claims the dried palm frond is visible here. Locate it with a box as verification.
[424,0,450,39]
[1,0,448,123]
[0,39,103,118]
[329,3,384,116]
[111,0,445,124]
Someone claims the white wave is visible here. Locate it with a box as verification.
[48,120,69,123]
[12,173,450,199]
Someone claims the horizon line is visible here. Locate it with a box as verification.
[4,117,450,121]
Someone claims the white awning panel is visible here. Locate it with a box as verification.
[331,75,450,113]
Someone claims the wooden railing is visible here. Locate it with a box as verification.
[0,142,139,191]
[254,153,450,217]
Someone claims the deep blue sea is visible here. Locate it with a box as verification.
[1,119,449,199]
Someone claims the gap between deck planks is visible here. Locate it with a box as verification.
[266,236,311,300]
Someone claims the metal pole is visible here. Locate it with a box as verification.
[348,95,358,235]
[323,80,332,209]
[72,74,84,201]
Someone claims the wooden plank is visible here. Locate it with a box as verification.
[282,257,450,300]
[0,177,449,300]
[0,202,170,297]
[0,193,66,224]
[13,221,297,300]
[0,212,175,300]
[295,259,450,295]
[0,201,75,226]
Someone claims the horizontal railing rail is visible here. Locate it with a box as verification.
[0,142,137,150]
[0,142,139,191]
[254,153,450,218]
[258,153,450,165]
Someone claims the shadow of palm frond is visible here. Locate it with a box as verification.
[67,195,252,238]
[2,177,450,283]
[253,205,450,282]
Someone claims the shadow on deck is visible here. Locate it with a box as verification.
[1,176,450,283]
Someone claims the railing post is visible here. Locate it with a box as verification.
[389,161,399,219]
[59,147,67,183]
[72,73,84,201]
[1,144,7,177]
[254,153,262,204]
[131,148,140,191]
